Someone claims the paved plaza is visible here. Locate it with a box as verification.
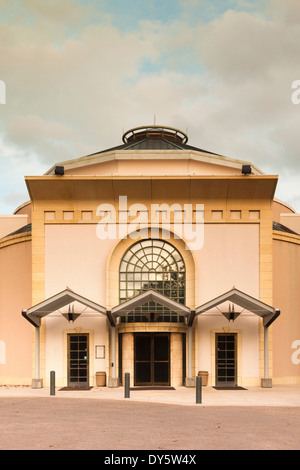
[0,384,300,450]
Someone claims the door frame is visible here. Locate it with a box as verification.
[67,333,89,387]
[134,333,170,386]
[215,332,238,387]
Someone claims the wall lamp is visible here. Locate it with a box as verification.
[54,166,64,176]
[67,305,74,323]
[242,165,251,175]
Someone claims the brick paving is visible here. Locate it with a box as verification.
[0,397,299,450]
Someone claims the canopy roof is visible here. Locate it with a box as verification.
[22,287,280,328]
[22,288,107,327]
[110,289,192,325]
[195,287,280,327]
[22,288,191,327]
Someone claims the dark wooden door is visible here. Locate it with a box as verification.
[134,333,170,386]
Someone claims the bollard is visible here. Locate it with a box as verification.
[196,375,202,404]
[124,372,130,398]
[50,370,55,396]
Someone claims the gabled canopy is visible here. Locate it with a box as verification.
[195,288,280,327]
[111,289,192,325]
[22,288,107,327]
[22,287,279,329]
[22,288,192,327]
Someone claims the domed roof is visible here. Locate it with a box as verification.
[96,125,220,154]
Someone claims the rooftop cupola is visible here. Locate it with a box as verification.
[122,125,188,145]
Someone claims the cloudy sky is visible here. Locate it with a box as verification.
[0,0,300,214]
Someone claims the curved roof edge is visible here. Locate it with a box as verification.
[273,197,296,214]
[13,200,31,215]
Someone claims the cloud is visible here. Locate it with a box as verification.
[0,3,157,154]
[0,0,300,214]
[3,190,29,207]
[266,0,300,25]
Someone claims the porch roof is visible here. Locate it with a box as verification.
[22,288,192,327]
[22,288,107,327]
[195,287,280,327]
[111,289,192,324]
[22,287,279,328]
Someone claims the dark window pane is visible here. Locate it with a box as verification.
[135,336,151,361]
[154,336,169,361]
[154,362,169,383]
[135,362,151,384]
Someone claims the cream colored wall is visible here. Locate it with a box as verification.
[0,150,282,386]
[273,236,300,384]
[45,224,259,312]
[44,225,195,386]
[27,169,276,385]
[197,314,260,387]
[44,224,115,303]
[64,158,244,177]
[194,224,259,305]
[44,225,114,386]
[195,224,260,386]
[44,222,259,385]
[0,238,32,385]
[44,314,107,387]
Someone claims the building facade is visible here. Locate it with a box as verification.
[0,125,299,389]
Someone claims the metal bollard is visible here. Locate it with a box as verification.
[196,375,202,404]
[50,370,55,396]
[124,372,130,398]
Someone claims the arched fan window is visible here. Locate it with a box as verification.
[119,239,185,322]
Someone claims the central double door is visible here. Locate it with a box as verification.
[134,333,170,386]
